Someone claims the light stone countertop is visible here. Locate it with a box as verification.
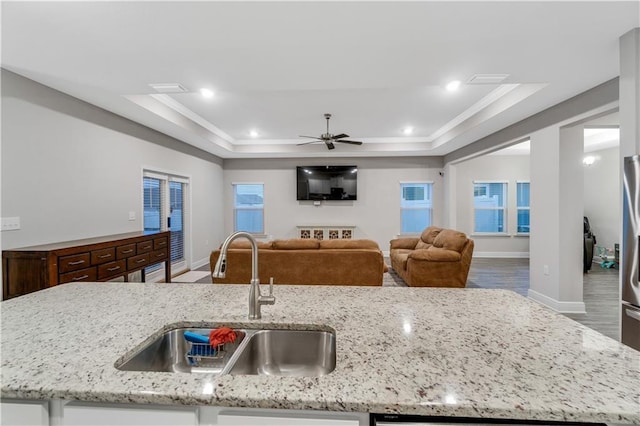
[1,283,639,424]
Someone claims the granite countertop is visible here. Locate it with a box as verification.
[1,283,639,424]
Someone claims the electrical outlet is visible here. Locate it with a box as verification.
[543,265,549,275]
[1,217,21,231]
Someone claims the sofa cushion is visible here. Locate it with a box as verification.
[227,240,273,249]
[432,229,468,253]
[390,249,412,271]
[415,240,432,250]
[272,239,320,250]
[319,239,380,250]
[410,247,461,262]
[420,226,442,244]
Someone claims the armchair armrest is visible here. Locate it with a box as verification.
[390,237,419,250]
[409,248,461,262]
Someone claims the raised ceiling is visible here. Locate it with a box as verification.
[2,1,638,159]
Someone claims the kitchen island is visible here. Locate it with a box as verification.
[1,282,639,425]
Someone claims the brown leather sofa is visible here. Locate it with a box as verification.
[210,238,387,286]
[389,227,474,287]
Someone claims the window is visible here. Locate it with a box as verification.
[517,182,530,234]
[473,182,506,233]
[400,182,433,233]
[234,183,264,234]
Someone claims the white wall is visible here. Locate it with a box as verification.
[1,70,225,269]
[584,146,620,255]
[451,154,530,257]
[223,157,444,252]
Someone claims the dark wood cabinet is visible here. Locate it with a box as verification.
[2,231,171,300]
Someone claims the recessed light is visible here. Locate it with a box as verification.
[583,156,596,166]
[446,80,461,92]
[249,130,259,138]
[402,127,414,135]
[200,88,214,98]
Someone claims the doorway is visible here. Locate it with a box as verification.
[143,171,190,278]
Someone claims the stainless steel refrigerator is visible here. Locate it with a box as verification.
[622,155,640,350]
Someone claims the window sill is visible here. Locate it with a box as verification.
[470,233,510,237]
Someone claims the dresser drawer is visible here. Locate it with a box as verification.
[97,260,127,280]
[127,254,149,270]
[116,244,136,259]
[153,237,169,250]
[136,240,153,254]
[149,249,168,263]
[91,247,115,265]
[59,253,91,273]
[59,267,97,284]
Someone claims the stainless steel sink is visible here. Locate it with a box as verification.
[115,328,247,374]
[115,326,336,377]
[228,329,336,377]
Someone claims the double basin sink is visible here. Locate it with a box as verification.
[115,325,336,377]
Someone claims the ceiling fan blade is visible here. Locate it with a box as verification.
[299,135,321,139]
[297,140,321,146]
[336,140,363,145]
[332,133,349,140]
[326,141,335,150]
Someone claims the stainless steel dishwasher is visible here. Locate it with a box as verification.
[370,414,607,425]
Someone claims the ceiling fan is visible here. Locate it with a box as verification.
[297,113,363,150]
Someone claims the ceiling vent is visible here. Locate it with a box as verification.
[148,83,188,93]
[467,74,509,85]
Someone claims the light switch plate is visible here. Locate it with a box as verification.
[128,211,136,221]
[1,217,21,231]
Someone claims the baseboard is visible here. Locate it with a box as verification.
[527,289,586,314]
[474,252,529,258]
[191,257,210,270]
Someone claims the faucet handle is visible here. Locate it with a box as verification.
[268,277,274,297]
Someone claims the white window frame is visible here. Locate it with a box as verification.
[516,180,530,235]
[399,181,434,235]
[233,182,265,235]
[473,180,508,235]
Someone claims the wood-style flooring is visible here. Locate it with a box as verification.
[192,257,620,341]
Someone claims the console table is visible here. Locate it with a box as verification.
[2,231,171,300]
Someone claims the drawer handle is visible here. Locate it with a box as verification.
[68,260,85,265]
[72,275,89,281]
[98,254,112,259]
[121,249,134,254]
[142,245,151,249]
[626,308,640,322]
[107,266,121,272]
[157,241,166,246]
[136,259,146,264]
[155,252,165,257]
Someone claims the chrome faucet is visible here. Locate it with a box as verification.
[212,231,275,320]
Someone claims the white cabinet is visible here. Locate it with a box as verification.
[63,402,198,426]
[216,410,361,426]
[1,400,49,426]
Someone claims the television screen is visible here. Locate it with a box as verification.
[296,165,358,201]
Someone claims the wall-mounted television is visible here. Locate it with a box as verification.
[296,165,358,201]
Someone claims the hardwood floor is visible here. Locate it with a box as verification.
[194,257,620,341]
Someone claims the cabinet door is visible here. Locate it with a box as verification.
[217,412,359,426]
[1,400,49,426]
[63,403,197,426]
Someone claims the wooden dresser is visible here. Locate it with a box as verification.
[2,231,171,300]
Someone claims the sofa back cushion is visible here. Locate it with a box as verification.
[227,240,273,249]
[420,226,442,245]
[415,240,431,250]
[432,229,468,253]
[319,239,380,250]
[272,239,320,250]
